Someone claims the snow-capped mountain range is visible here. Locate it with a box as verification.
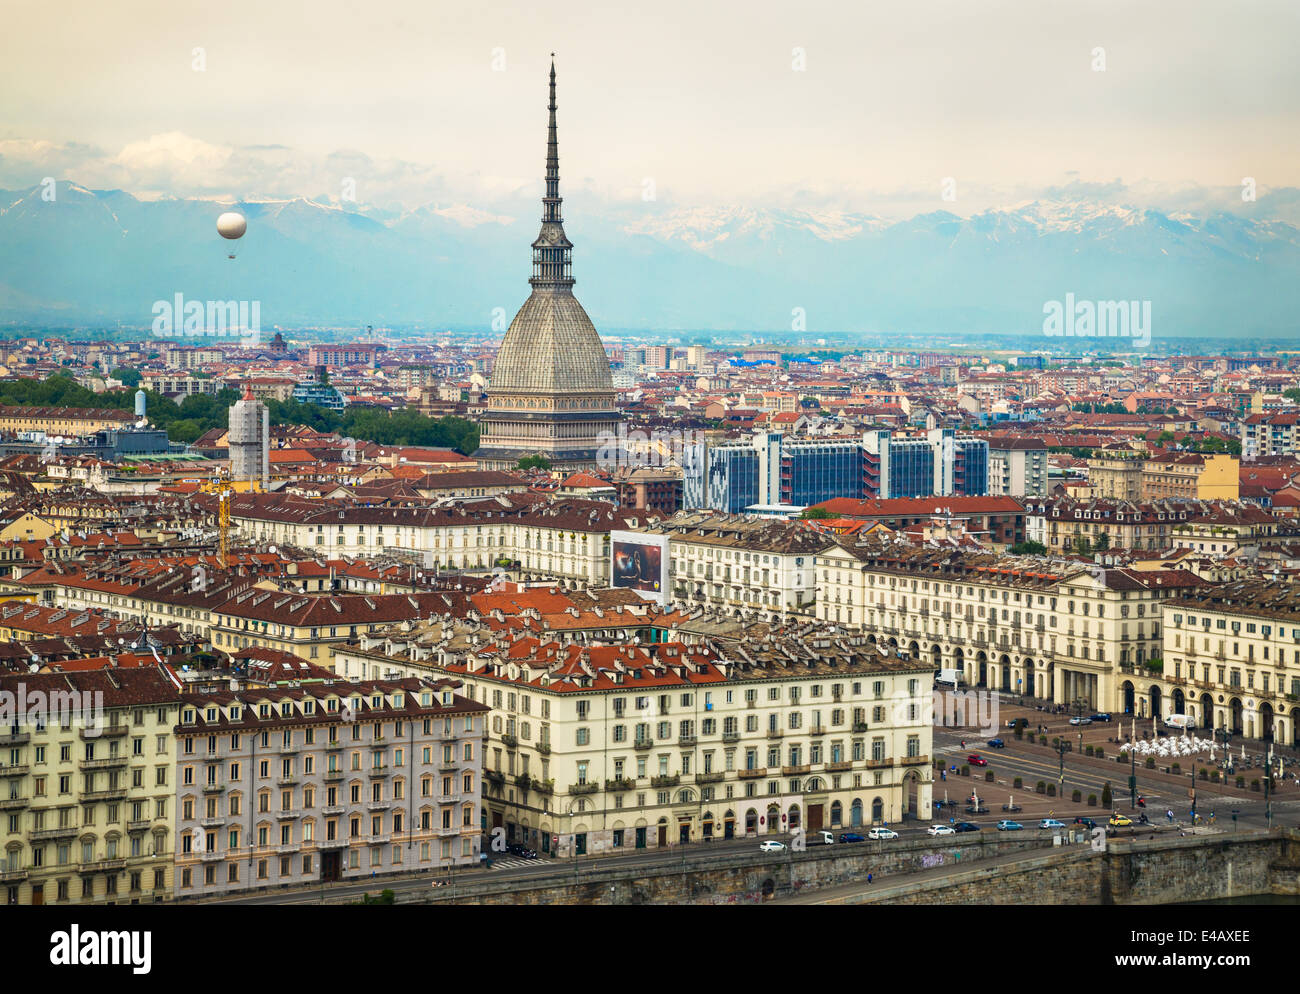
[1,182,1297,338]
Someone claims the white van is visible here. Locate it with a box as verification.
[1163,714,1193,730]
[807,830,834,846]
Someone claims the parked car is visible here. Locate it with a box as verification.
[1038,818,1065,829]
[759,840,787,853]
[1108,813,1133,827]
[986,738,1005,749]
[506,844,538,858]
[1074,817,1097,831]
[1089,712,1112,723]
[807,830,835,846]
[967,754,988,767]
[954,822,981,833]
[1068,716,1092,726]
[838,832,865,843]
[867,827,899,840]
[996,820,1024,831]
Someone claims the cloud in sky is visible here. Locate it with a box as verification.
[1,0,1297,217]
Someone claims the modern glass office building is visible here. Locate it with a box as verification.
[683,429,988,511]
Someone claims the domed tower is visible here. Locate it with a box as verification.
[473,59,621,471]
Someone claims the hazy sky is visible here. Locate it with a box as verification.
[2,0,1298,216]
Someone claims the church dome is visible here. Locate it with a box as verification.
[491,289,614,394]
[487,58,613,400]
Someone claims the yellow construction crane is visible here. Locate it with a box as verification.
[201,471,236,569]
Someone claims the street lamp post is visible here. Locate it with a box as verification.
[1265,744,1274,829]
[1055,740,1069,801]
[1130,730,1138,810]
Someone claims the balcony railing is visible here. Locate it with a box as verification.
[531,779,554,795]
[825,761,852,772]
[324,770,344,782]
[83,858,127,872]
[501,733,518,748]
[865,757,893,769]
[537,742,551,755]
[650,774,680,788]
[737,768,767,780]
[0,765,30,778]
[30,825,78,842]
[0,731,30,746]
[81,725,128,740]
[766,729,784,739]
[781,764,811,776]
[569,782,599,795]
[899,754,929,766]
[0,796,29,810]
[678,735,697,747]
[78,757,128,771]
[82,788,128,802]
[605,778,636,792]
[810,726,827,736]
[633,739,653,751]
[722,732,740,743]
[694,772,724,785]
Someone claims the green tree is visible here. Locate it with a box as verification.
[1101,782,1112,808]
[112,368,142,388]
[517,455,552,471]
[1009,540,1047,555]
[800,506,834,520]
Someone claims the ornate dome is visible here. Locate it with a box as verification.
[487,58,613,400]
[491,289,614,394]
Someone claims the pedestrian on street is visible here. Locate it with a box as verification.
[867,873,873,885]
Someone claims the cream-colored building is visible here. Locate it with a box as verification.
[1143,579,1300,745]
[333,610,933,856]
[814,540,1207,715]
[229,495,654,589]
[1,667,181,906]
[635,513,831,617]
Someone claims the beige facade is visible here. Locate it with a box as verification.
[334,621,934,857]
[814,541,1205,716]
[2,668,180,906]
[1143,581,1300,745]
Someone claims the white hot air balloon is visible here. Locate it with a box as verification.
[217,211,247,258]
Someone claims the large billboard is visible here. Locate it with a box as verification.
[610,530,669,605]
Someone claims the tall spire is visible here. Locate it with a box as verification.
[543,55,561,224]
[530,54,574,291]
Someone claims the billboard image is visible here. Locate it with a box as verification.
[610,530,669,604]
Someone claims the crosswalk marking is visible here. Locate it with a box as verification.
[486,857,551,870]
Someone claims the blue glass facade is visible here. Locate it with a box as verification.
[886,440,935,498]
[780,442,864,506]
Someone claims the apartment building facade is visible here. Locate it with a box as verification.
[1151,581,1300,746]
[2,667,182,906]
[334,618,934,858]
[172,677,486,899]
[814,541,1206,716]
